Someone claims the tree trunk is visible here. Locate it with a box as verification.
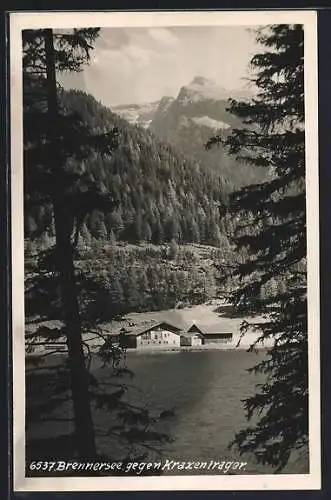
[44,28,96,460]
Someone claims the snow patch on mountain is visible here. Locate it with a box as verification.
[191,116,231,130]
[112,101,160,128]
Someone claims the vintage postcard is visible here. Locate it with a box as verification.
[10,9,320,492]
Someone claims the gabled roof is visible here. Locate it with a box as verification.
[187,323,232,336]
[187,323,204,335]
[129,320,183,337]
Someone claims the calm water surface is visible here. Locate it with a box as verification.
[119,350,261,472]
[27,350,309,475]
[93,350,307,474]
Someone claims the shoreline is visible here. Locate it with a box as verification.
[26,344,269,359]
[123,343,269,355]
[124,345,268,355]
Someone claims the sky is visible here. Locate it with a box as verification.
[59,25,260,107]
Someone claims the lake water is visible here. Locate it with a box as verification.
[26,349,309,475]
[91,349,308,475]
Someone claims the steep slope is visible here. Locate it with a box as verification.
[110,77,265,188]
[149,77,266,187]
[26,89,232,248]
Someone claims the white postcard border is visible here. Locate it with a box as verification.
[10,9,321,492]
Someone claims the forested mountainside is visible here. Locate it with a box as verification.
[25,89,234,247]
[25,242,224,320]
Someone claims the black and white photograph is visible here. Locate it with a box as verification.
[11,10,320,491]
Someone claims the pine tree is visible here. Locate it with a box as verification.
[209,218,222,247]
[79,222,92,249]
[152,218,164,244]
[106,211,124,237]
[24,28,119,461]
[24,30,172,468]
[133,212,143,242]
[168,239,179,260]
[91,214,108,241]
[110,277,125,314]
[207,25,307,471]
[189,217,200,243]
[142,220,152,242]
[108,229,116,245]
[138,268,150,299]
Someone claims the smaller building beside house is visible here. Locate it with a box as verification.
[187,323,233,345]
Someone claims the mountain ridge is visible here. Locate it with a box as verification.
[112,76,252,121]
[111,76,264,187]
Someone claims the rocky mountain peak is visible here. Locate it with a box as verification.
[177,76,230,104]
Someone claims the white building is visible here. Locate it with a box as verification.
[125,321,182,349]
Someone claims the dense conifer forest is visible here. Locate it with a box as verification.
[25,89,234,248]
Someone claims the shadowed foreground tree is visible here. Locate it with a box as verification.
[207,25,308,471]
[24,28,174,467]
[24,27,120,460]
